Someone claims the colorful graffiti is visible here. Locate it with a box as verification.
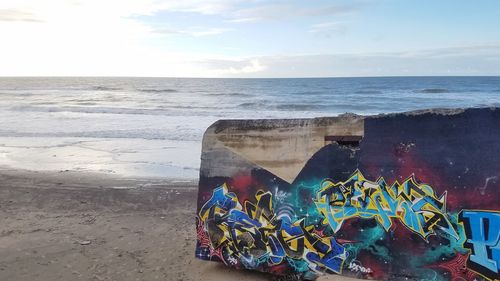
[196,172,499,280]
[315,170,459,241]
[459,210,500,280]
[196,184,348,277]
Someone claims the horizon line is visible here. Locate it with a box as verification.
[1,75,500,79]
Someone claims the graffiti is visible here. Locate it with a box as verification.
[459,210,500,280]
[197,184,348,275]
[195,171,498,280]
[348,261,373,273]
[274,188,291,204]
[426,252,480,281]
[315,170,459,241]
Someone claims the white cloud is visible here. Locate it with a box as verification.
[230,3,356,22]
[225,17,260,24]
[227,59,267,74]
[154,26,232,37]
[0,8,42,22]
[309,21,346,33]
[140,1,359,23]
[202,59,268,75]
[200,45,500,78]
[190,27,232,37]
[153,0,240,15]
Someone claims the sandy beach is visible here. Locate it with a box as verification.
[0,167,357,281]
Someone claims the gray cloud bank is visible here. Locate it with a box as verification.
[201,45,500,77]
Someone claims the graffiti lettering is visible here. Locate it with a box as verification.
[197,184,348,275]
[315,170,459,240]
[348,261,373,273]
[274,188,290,204]
[196,171,497,280]
[459,210,500,280]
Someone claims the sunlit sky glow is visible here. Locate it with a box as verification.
[1,0,500,77]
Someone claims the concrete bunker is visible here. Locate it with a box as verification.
[195,107,500,281]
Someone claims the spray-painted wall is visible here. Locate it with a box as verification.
[195,108,500,280]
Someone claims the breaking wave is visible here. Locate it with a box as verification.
[417,88,450,94]
[137,88,178,93]
[91,86,123,91]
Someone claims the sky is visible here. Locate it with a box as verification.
[0,0,499,77]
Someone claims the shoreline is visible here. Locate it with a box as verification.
[0,136,202,180]
[0,166,199,189]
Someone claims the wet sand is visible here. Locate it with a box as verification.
[0,168,357,281]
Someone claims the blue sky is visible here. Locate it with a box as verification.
[1,0,499,77]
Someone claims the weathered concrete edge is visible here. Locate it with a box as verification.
[199,107,498,183]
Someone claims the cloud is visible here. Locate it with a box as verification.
[225,17,260,24]
[153,26,232,37]
[199,44,500,78]
[152,0,240,15]
[151,27,184,36]
[134,1,359,22]
[190,27,231,37]
[138,1,361,23]
[300,4,358,17]
[201,59,267,75]
[399,44,500,59]
[229,3,357,22]
[309,22,346,34]
[0,9,42,22]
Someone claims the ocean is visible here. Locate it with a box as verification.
[0,76,499,180]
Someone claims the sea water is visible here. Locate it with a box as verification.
[0,76,499,179]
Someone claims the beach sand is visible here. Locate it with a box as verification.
[0,168,358,281]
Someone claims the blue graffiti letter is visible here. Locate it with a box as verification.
[459,210,500,279]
